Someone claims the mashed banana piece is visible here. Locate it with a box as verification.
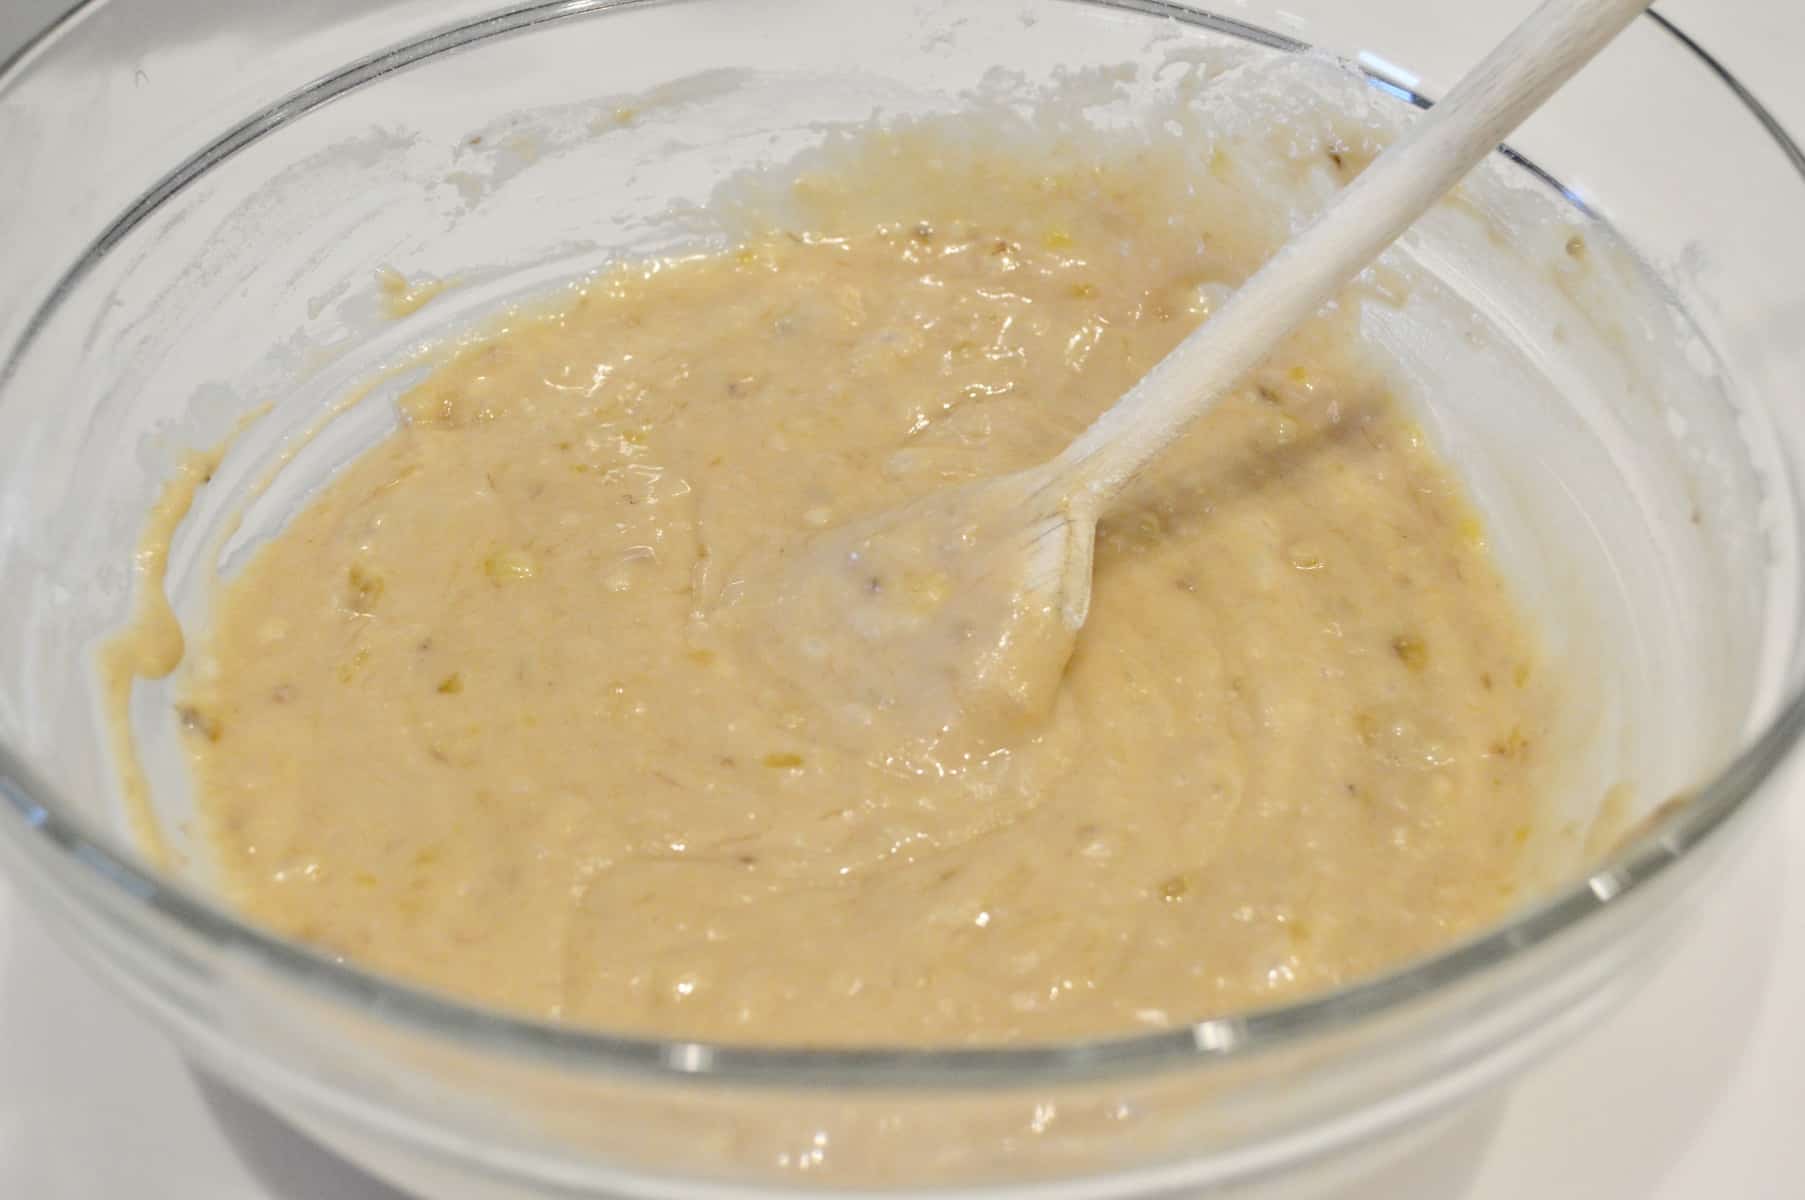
[178,129,1552,1045]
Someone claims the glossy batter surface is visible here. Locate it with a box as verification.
[179,131,1552,1044]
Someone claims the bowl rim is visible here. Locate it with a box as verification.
[1,0,1802,1090]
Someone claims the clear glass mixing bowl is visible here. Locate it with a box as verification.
[2,1,1802,1196]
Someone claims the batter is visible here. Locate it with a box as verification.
[173,127,1553,1044]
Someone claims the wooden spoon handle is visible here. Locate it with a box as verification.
[1049,0,1651,511]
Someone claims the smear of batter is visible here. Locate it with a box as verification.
[169,124,1555,1045]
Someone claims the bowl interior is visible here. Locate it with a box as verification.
[0,0,1782,896]
[2,0,1804,1190]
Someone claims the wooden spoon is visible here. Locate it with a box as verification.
[721,0,1651,764]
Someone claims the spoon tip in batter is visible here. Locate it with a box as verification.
[715,466,1088,766]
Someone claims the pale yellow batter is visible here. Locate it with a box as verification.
[173,128,1552,1045]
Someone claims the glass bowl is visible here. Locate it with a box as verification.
[2,1,1802,1195]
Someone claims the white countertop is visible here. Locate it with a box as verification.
[2,1,1801,1196]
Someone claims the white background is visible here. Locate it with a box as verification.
[2,1,1801,1196]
